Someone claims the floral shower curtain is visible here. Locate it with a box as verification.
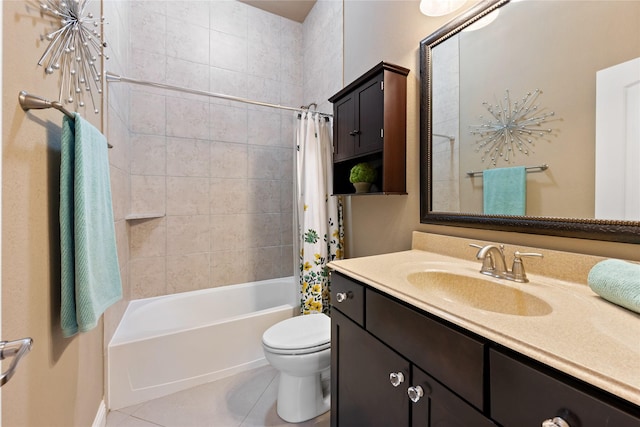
[296,111,344,315]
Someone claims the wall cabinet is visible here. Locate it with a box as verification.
[330,271,640,427]
[329,62,409,195]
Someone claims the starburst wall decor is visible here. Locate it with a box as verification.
[469,89,556,166]
[36,0,108,113]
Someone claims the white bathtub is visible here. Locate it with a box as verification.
[107,277,297,410]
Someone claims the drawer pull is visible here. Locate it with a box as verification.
[542,417,570,427]
[335,291,351,303]
[407,385,424,403]
[389,372,404,387]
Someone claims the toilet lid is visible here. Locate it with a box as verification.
[263,314,330,352]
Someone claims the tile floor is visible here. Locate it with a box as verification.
[105,365,331,427]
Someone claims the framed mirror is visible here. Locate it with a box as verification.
[420,0,640,243]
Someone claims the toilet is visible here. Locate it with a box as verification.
[262,313,331,423]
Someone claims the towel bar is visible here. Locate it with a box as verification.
[18,91,112,148]
[466,164,548,177]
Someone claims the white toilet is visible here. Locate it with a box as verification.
[262,313,331,423]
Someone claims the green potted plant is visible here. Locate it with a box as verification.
[349,162,377,193]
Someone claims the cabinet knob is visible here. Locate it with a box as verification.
[349,129,360,136]
[389,372,404,387]
[335,292,351,303]
[407,386,424,403]
[542,417,571,427]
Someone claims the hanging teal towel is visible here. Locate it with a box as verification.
[588,259,640,314]
[483,166,526,215]
[60,113,122,338]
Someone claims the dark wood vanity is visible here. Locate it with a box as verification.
[330,271,640,426]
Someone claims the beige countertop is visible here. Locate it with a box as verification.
[329,248,640,408]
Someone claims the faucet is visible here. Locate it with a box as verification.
[470,244,543,283]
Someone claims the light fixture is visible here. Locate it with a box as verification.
[462,8,500,31]
[419,0,466,17]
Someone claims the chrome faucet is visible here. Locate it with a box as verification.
[470,244,543,283]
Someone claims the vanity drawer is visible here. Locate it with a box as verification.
[366,289,485,411]
[331,272,365,326]
[490,349,640,427]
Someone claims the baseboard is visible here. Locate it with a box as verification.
[92,400,107,427]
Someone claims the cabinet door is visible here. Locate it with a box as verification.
[490,349,640,427]
[411,366,496,427]
[333,94,356,162]
[355,76,384,156]
[331,309,410,427]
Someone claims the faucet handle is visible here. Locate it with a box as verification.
[511,251,543,282]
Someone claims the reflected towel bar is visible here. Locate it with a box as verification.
[18,91,112,148]
[466,164,549,177]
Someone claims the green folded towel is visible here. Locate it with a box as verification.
[588,259,640,314]
[60,113,122,337]
[483,166,526,215]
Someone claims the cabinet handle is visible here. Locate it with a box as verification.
[542,417,571,427]
[407,386,424,403]
[349,130,360,136]
[389,372,404,387]
[335,291,351,303]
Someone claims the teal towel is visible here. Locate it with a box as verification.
[588,259,640,314]
[483,166,526,215]
[60,113,122,337]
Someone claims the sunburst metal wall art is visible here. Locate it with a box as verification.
[36,0,108,113]
[469,89,555,166]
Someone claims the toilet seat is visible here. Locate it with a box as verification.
[262,314,330,355]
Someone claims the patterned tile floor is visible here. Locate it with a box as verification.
[106,365,330,427]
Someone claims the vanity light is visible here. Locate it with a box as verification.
[419,0,466,17]
[462,8,500,31]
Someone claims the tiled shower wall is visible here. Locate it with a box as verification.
[104,0,343,341]
[125,0,304,299]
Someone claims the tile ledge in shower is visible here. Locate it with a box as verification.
[124,213,165,221]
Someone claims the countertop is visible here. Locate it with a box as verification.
[328,249,640,407]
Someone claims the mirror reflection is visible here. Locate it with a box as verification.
[428,0,640,221]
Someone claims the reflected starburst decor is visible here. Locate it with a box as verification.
[36,0,108,113]
[469,89,555,166]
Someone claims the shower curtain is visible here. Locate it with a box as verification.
[296,111,344,315]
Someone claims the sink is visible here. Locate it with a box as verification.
[406,271,552,316]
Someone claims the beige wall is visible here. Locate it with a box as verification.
[2,1,104,425]
[458,1,640,217]
[343,0,640,262]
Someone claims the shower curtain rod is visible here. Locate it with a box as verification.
[105,72,332,117]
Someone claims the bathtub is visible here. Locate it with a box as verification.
[107,277,298,410]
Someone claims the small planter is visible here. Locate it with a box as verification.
[353,182,372,193]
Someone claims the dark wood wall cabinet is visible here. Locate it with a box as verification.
[330,272,640,427]
[329,62,409,195]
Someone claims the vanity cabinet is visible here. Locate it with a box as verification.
[330,272,494,427]
[330,271,640,427]
[329,62,409,195]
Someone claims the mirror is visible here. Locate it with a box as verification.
[420,0,640,243]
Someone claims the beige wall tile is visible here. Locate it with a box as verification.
[211,249,250,287]
[130,257,167,299]
[248,214,281,248]
[166,177,210,215]
[130,217,167,259]
[167,253,210,293]
[211,141,248,178]
[110,166,130,221]
[131,175,166,214]
[211,214,249,251]
[210,178,248,215]
[131,134,166,176]
[167,138,210,177]
[167,215,211,255]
